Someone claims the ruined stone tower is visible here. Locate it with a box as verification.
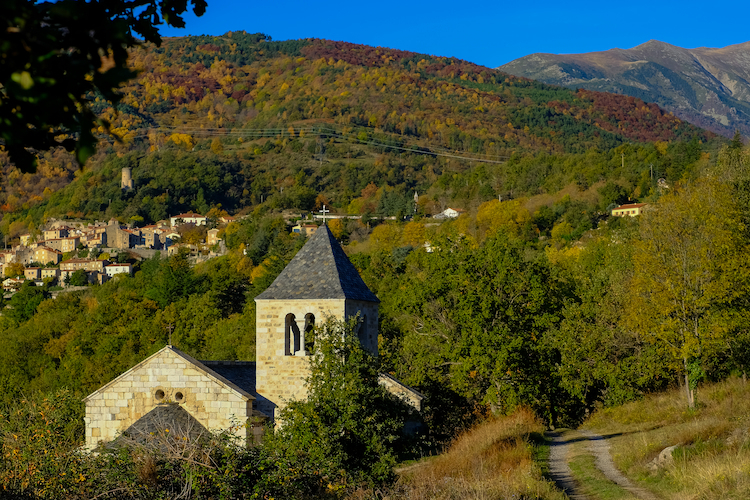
[121,167,133,191]
[254,225,380,420]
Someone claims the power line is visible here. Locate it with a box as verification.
[121,124,509,164]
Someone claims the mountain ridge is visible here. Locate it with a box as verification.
[499,40,750,138]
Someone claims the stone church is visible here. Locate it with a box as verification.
[83,225,422,450]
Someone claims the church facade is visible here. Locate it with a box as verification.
[84,225,421,450]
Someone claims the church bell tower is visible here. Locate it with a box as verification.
[254,225,380,420]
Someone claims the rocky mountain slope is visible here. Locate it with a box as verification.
[499,40,750,138]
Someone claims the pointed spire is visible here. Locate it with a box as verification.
[255,225,379,302]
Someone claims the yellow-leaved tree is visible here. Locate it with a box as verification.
[327,219,345,240]
[168,133,195,150]
[401,220,426,248]
[627,178,749,408]
[475,198,530,240]
[369,224,402,253]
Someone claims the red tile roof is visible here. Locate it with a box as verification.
[614,203,647,210]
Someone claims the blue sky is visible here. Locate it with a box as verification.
[160,1,750,68]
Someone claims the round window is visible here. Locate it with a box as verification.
[175,392,184,402]
[155,389,165,400]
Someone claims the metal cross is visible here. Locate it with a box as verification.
[166,324,173,347]
[318,204,329,225]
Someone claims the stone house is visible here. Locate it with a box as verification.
[33,246,63,265]
[105,224,140,249]
[612,203,647,217]
[291,223,318,237]
[60,258,109,273]
[207,228,220,246]
[24,267,41,280]
[81,230,107,248]
[140,226,166,249]
[41,268,60,280]
[43,227,70,240]
[2,277,24,291]
[85,225,422,449]
[14,246,35,265]
[44,236,81,253]
[0,251,15,264]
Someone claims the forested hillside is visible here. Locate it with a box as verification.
[0,32,715,238]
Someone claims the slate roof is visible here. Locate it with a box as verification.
[200,360,256,395]
[255,224,379,302]
[116,404,209,447]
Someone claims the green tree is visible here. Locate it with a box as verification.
[715,138,750,238]
[145,248,198,308]
[598,181,629,211]
[69,270,88,286]
[6,281,49,323]
[1,0,206,172]
[267,316,408,488]
[550,231,669,412]
[627,178,749,408]
[379,233,569,424]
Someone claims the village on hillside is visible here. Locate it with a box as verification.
[0,212,236,293]
[1,200,646,295]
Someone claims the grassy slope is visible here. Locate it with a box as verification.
[583,377,750,499]
[385,377,750,500]
[390,408,565,499]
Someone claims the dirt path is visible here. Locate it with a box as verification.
[546,430,588,500]
[578,430,659,500]
[546,430,659,500]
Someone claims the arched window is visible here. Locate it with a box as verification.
[304,313,315,353]
[285,313,300,356]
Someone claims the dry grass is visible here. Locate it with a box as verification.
[583,376,750,499]
[387,408,566,500]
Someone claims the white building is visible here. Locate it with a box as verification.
[433,207,465,220]
[170,213,207,227]
[105,263,133,277]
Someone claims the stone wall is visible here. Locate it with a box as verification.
[345,300,380,355]
[84,347,254,450]
[378,373,424,411]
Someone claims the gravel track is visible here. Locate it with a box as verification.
[578,430,659,500]
[546,429,659,500]
[545,430,588,500]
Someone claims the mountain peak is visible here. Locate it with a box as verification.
[500,40,750,139]
[634,39,674,49]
